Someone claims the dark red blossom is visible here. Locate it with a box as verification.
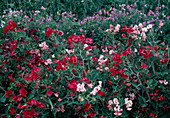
[88,111,96,118]
[4,20,17,34]
[22,108,39,118]
[113,92,119,96]
[84,101,92,112]
[82,77,90,83]
[68,80,79,92]
[69,55,78,65]
[46,27,54,37]
[9,107,15,114]
[19,88,28,97]
[5,90,13,97]
[113,53,122,62]
[98,90,105,96]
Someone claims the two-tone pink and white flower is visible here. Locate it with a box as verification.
[77,83,86,92]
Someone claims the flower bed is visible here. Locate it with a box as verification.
[0,3,169,118]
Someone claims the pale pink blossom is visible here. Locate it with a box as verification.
[164,80,168,85]
[138,23,143,28]
[58,98,62,101]
[125,98,133,110]
[86,51,90,55]
[66,49,74,54]
[108,100,113,105]
[45,59,52,65]
[141,32,146,41]
[159,20,164,28]
[114,24,121,33]
[41,6,46,10]
[87,83,93,88]
[114,105,123,116]
[113,98,119,105]
[105,67,109,71]
[54,92,59,97]
[98,81,102,87]
[77,83,86,92]
[147,24,153,29]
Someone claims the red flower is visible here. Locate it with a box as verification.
[19,88,28,97]
[113,53,122,62]
[4,20,17,34]
[68,80,78,92]
[9,107,15,114]
[108,80,112,85]
[88,111,96,118]
[121,73,129,79]
[22,108,39,118]
[8,20,17,31]
[69,55,78,65]
[82,77,90,83]
[98,90,105,96]
[84,101,92,112]
[57,31,64,35]
[122,33,126,38]
[47,90,53,96]
[113,92,119,96]
[72,68,76,73]
[5,90,13,97]
[46,27,54,37]
[141,63,148,69]
[27,98,37,105]
[57,77,61,81]
[4,25,9,34]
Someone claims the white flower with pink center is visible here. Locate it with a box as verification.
[77,83,86,92]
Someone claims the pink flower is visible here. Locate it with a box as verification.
[87,83,93,88]
[77,83,86,92]
[54,92,59,97]
[141,32,146,41]
[15,114,20,118]
[164,80,168,85]
[45,59,52,65]
[110,24,113,30]
[34,67,40,73]
[141,63,148,69]
[113,98,119,105]
[159,20,164,28]
[99,10,102,14]
[66,49,75,54]
[114,24,121,33]
[47,90,53,96]
[41,6,45,10]
[108,100,113,105]
[114,105,123,116]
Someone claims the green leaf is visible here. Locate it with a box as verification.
[41,112,49,118]
[0,96,6,103]
[48,98,54,110]
[131,82,140,90]
[56,101,67,106]
[28,93,34,100]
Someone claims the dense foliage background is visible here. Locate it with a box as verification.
[0,0,170,20]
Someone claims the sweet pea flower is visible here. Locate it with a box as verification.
[77,83,86,92]
[113,98,119,106]
[87,83,93,88]
[114,105,123,116]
